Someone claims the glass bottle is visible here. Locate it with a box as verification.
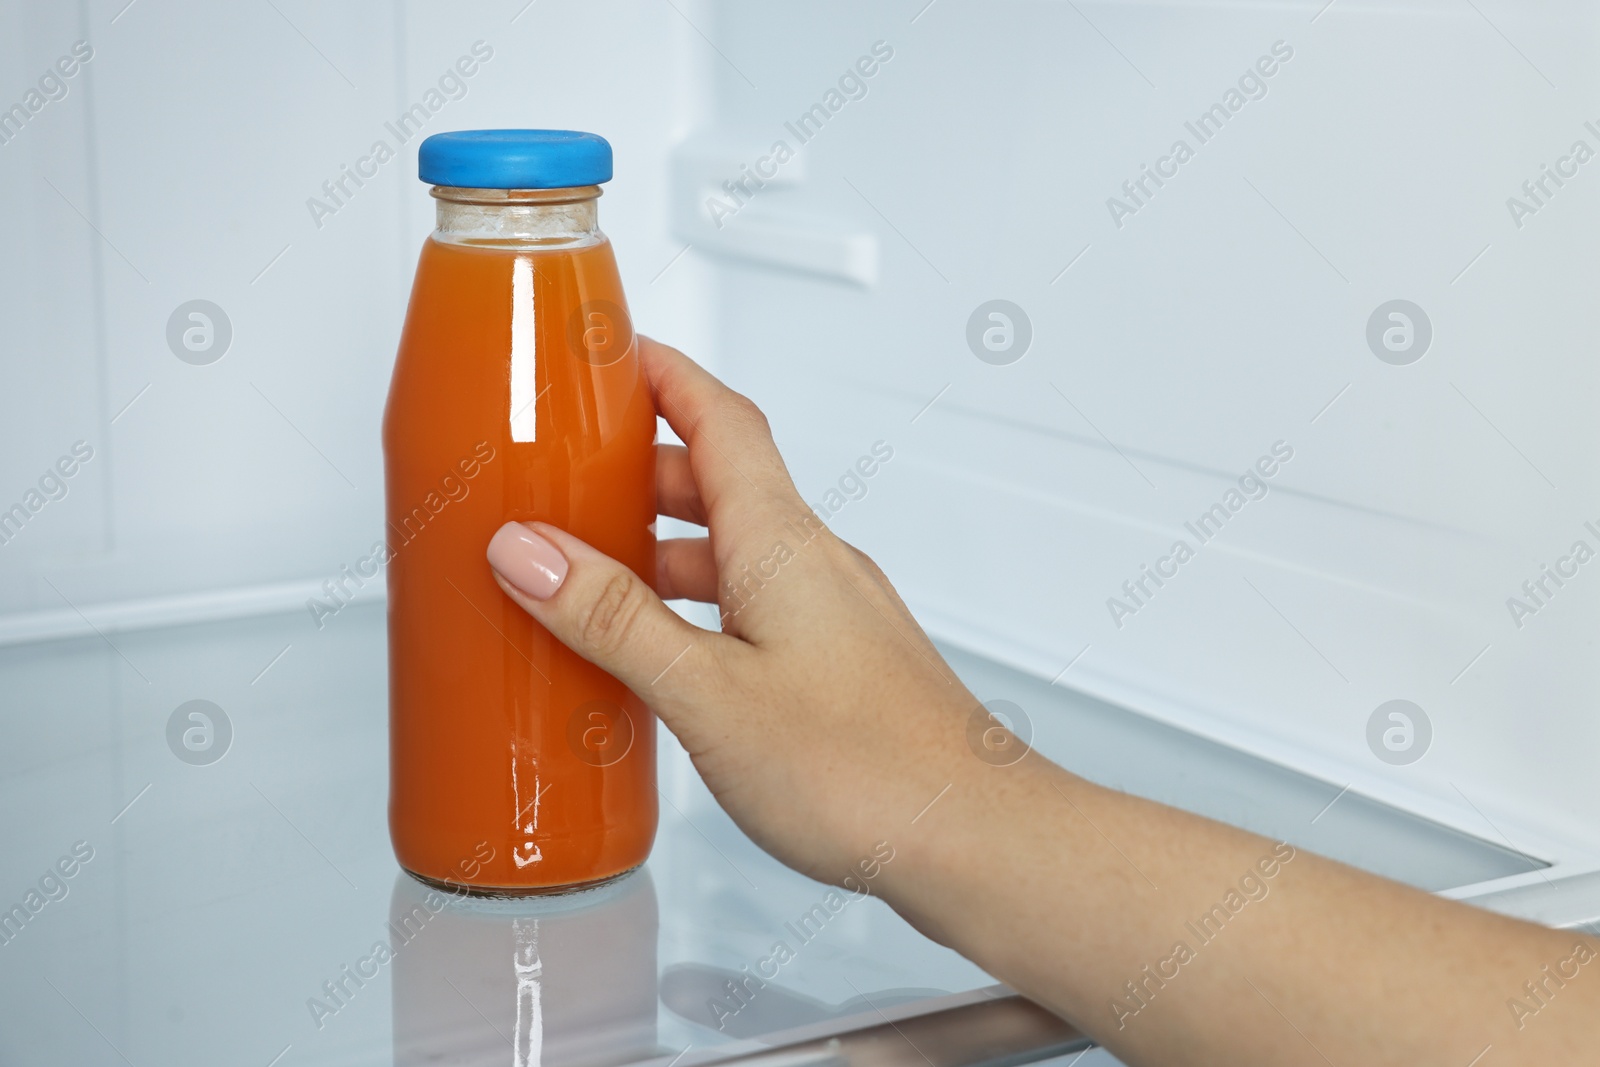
[384,130,657,894]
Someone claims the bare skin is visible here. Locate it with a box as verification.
[486,337,1600,1066]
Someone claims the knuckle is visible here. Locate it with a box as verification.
[720,392,770,432]
[580,571,648,655]
[833,536,894,588]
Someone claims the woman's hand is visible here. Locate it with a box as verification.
[486,337,1600,1067]
[486,336,984,887]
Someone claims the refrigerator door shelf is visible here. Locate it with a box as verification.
[672,140,880,286]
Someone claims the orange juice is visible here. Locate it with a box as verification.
[383,131,656,893]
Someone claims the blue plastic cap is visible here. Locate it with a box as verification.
[417,130,613,189]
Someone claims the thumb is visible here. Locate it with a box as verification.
[486,521,713,705]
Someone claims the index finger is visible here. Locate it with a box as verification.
[639,335,803,527]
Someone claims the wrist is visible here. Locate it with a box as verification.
[877,751,1090,961]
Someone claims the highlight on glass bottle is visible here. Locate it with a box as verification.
[384,130,658,896]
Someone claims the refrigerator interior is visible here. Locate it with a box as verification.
[2,0,1599,1063]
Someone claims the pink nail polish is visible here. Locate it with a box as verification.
[487,523,569,600]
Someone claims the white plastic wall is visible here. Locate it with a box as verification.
[0,0,713,621]
[681,0,1600,855]
[2,0,1596,860]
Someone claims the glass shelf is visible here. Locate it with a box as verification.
[0,600,1542,1066]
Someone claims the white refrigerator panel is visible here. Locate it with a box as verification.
[682,1,1600,853]
[0,0,711,625]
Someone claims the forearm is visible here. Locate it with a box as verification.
[881,755,1600,1066]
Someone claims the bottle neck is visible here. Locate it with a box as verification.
[430,186,602,248]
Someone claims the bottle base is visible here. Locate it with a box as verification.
[401,862,643,900]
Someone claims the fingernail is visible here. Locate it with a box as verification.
[487,522,569,601]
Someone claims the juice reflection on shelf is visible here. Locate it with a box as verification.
[390,868,661,1066]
